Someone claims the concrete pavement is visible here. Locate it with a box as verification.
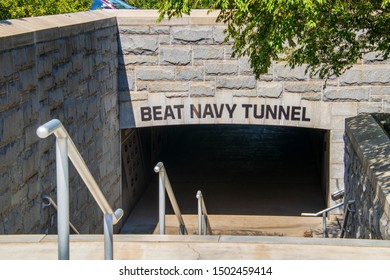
[1,234,390,260]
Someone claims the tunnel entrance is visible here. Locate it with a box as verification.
[120,124,329,235]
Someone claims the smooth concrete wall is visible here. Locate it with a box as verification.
[116,10,390,206]
[344,114,390,239]
[0,11,121,234]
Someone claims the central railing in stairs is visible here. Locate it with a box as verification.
[196,190,212,235]
[37,119,123,260]
[154,162,188,235]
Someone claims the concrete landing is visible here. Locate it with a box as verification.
[159,215,323,237]
[1,235,390,260]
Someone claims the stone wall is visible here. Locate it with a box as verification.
[344,114,390,239]
[116,10,390,206]
[0,12,121,234]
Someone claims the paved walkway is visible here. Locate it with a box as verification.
[0,235,389,260]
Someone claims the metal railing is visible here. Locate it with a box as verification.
[42,194,80,234]
[340,200,355,238]
[37,119,124,260]
[196,190,212,235]
[301,202,344,238]
[154,162,187,235]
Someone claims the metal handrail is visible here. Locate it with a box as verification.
[42,195,80,234]
[301,201,344,238]
[154,162,187,235]
[37,119,123,260]
[196,190,212,235]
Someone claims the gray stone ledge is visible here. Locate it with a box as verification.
[0,11,116,51]
[345,114,390,218]
[114,10,222,26]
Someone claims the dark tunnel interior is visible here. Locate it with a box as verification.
[121,124,329,233]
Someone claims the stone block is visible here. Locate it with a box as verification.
[371,96,383,103]
[230,90,257,97]
[150,26,170,34]
[1,107,23,144]
[144,81,189,92]
[0,51,14,81]
[165,92,189,98]
[383,97,390,112]
[257,82,283,98]
[120,55,158,66]
[274,63,309,81]
[22,200,42,232]
[118,69,135,91]
[12,46,35,71]
[159,35,171,45]
[24,122,39,148]
[136,67,175,81]
[331,130,344,142]
[284,82,323,93]
[324,87,370,102]
[193,46,225,60]
[340,65,390,85]
[216,76,256,90]
[330,163,344,180]
[370,86,390,95]
[363,51,385,63]
[205,61,238,75]
[213,26,229,44]
[130,92,149,101]
[301,92,322,101]
[330,103,357,116]
[357,103,383,114]
[171,26,213,44]
[160,46,192,66]
[120,34,158,55]
[48,87,64,108]
[4,79,21,109]
[175,66,204,81]
[19,68,38,93]
[190,82,215,97]
[239,57,253,75]
[119,26,150,34]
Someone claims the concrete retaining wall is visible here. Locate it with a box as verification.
[344,114,390,239]
[0,12,121,234]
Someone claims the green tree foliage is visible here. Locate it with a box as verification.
[159,0,390,79]
[0,0,92,20]
[127,0,208,9]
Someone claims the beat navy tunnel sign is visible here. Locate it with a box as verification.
[138,103,311,124]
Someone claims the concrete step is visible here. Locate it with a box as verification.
[156,215,324,237]
[1,234,390,260]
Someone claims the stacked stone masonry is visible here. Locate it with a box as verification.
[344,114,390,239]
[0,12,121,234]
[116,10,390,208]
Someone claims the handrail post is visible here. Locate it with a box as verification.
[155,162,187,235]
[56,135,70,260]
[104,213,113,260]
[322,212,327,238]
[37,119,123,260]
[197,192,202,235]
[203,216,208,235]
[159,170,166,235]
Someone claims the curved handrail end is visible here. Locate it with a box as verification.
[113,208,124,225]
[154,162,164,173]
[36,119,62,139]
